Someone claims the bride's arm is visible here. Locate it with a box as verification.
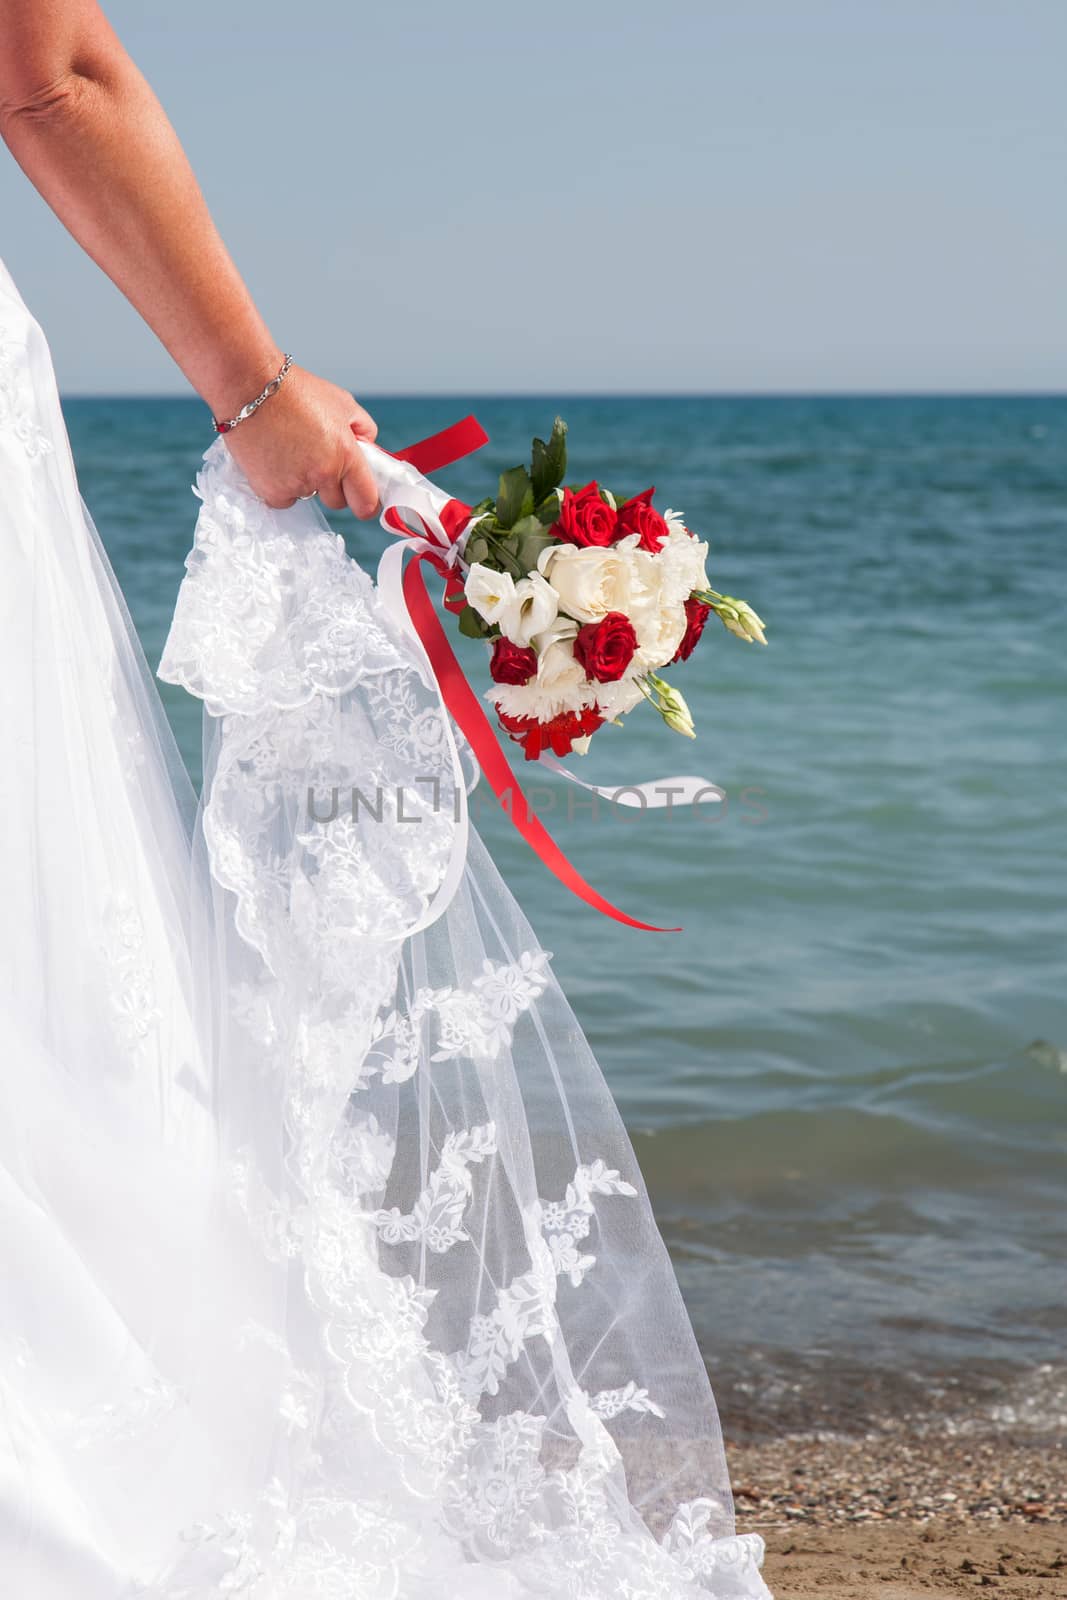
[0,0,378,516]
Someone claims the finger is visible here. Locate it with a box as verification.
[350,403,378,443]
[341,448,380,520]
[263,491,298,510]
[317,479,346,512]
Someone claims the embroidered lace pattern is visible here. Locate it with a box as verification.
[100,895,163,1052]
[151,444,769,1599]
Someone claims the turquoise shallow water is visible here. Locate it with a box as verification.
[67,394,1067,1439]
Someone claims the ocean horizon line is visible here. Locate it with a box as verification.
[63,388,1067,403]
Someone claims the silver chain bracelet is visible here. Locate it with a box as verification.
[212,354,294,434]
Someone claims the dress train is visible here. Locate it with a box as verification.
[0,260,770,1598]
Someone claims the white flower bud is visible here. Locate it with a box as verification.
[714,596,767,645]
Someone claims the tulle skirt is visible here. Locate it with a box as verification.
[0,260,770,1599]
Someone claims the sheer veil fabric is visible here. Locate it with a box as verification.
[0,260,771,1599]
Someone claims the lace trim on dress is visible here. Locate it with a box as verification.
[149,446,770,1599]
[159,443,415,719]
[99,894,163,1053]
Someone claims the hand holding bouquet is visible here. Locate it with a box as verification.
[453,420,766,761]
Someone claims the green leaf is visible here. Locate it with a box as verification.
[496,465,535,530]
[479,527,526,577]
[531,416,568,501]
[463,530,492,568]
[457,605,491,639]
[534,490,561,526]
[511,515,558,574]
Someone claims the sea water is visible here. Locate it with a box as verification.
[68,392,1067,1442]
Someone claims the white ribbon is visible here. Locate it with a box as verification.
[535,757,723,808]
[360,442,473,939]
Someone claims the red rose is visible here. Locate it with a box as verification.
[615,487,668,552]
[671,596,712,662]
[497,705,604,761]
[490,637,539,686]
[555,483,618,548]
[573,611,638,683]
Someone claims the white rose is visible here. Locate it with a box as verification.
[537,544,632,625]
[634,602,688,671]
[487,615,593,722]
[500,570,559,647]
[532,613,578,654]
[465,563,518,627]
[537,643,585,695]
[533,615,583,692]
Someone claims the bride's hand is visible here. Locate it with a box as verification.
[219,365,381,518]
[0,8,382,516]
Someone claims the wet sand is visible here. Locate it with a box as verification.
[728,1431,1066,1598]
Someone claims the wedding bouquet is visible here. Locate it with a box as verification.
[451,420,765,761]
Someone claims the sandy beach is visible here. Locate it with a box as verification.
[728,1431,1066,1598]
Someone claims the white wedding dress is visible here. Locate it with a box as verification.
[0,259,771,1599]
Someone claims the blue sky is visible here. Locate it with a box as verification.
[2,0,1064,393]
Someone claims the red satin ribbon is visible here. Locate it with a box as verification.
[385,416,679,934]
[392,414,490,476]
